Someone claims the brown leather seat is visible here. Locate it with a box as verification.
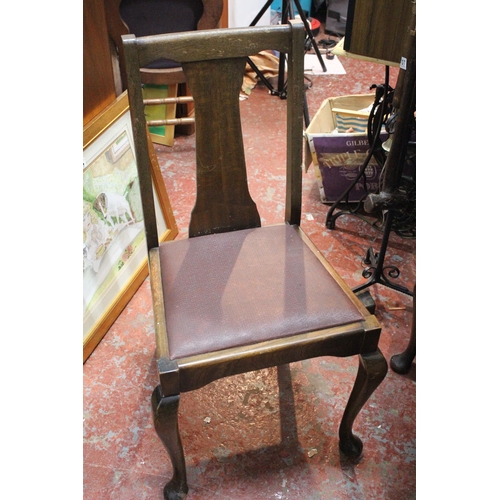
[161,225,364,361]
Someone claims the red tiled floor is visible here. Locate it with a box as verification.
[84,39,415,499]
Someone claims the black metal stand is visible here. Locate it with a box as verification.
[326,132,415,297]
[248,0,326,99]
[334,5,416,299]
[352,209,412,296]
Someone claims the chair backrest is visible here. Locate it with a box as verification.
[122,21,305,252]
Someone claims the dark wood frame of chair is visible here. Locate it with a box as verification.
[123,21,388,499]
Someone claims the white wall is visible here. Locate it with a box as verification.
[228,0,271,28]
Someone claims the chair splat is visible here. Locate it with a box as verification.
[184,58,261,237]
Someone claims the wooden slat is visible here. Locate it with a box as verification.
[185,56,261,236]
[132,25,295,67]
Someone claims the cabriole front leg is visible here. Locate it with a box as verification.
[338,349,388,458]
[151,386,188,500]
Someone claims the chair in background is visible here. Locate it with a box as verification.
[390,284,416,374]
[123,21,388,499]
[105,0,223,138]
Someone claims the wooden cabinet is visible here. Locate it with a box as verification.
[344,0,413,64]
[83,0,229,125]
[83,0,117,125]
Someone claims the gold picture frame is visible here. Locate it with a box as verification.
[83,91,178,362]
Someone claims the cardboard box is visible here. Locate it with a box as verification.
[304,94,386,204]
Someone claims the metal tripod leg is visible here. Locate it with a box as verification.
[291,0,326,72]
[249,0,326,97]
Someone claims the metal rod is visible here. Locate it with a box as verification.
[147,117,196,127]
[143,96,193,105]
[290,0,327,72]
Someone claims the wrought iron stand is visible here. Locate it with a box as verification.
[353,210,412,296]
[331,6,416,299]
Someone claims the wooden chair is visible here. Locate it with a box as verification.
[105,0,223,137]
[122,21,388,499]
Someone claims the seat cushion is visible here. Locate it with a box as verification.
[159,224,364,359]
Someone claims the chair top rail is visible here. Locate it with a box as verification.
[123,23,301,68]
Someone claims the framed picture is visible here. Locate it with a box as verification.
[83,91,178,362]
